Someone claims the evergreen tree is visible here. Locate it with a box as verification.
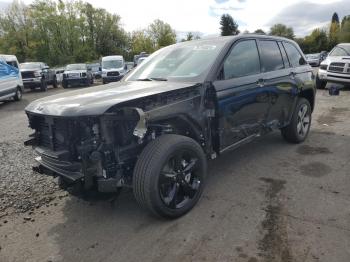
[220,14,240,36]
[331,12,340,24]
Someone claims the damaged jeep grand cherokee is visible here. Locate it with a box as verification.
[25,35,315,218]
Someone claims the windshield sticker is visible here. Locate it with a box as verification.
[193,45,217,51]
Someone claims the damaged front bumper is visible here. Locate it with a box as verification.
[29,147,121,193]
[24,108,148,193]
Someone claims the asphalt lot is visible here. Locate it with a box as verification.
[0,78,350,262]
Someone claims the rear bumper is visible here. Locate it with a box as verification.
[318,69,350,84]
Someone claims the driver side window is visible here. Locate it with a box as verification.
[222,40,261,80]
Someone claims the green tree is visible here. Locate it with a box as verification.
[254,29,266,34]
[0,0,34,62]
[338,18,350,43]
[220,14,239,36]
[328,12,340,50]
[148,19,176,49]
[269,24,294,39]
[303,29,328,53]
[130,30,154,56]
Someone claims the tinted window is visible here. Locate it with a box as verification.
[6,61,18,68]
[223,40,260,79]
[283,42,306,67]
[259,41,284,72]
[329,46,350,56]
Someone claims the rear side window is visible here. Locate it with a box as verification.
[283,42,307,67]
[223,40,260,79]
[258,40,284,72]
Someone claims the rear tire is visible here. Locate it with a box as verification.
[13,87,22,101]
[281,98,311,143]
[133,134,207,219]
[62,81,68,89]
[316,74,326,89]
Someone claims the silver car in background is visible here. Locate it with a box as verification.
[305,53,322,67]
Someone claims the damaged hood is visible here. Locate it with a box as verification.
[25,81,199,117]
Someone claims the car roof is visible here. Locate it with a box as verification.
[102,55,123,61]
[175,34,297,49]
[0,54,18,62]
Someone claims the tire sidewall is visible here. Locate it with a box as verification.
[136,136,207,218]
[291,98,312,142]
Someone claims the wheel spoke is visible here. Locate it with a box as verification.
[297,122,302,134]
[303,116,310,125]
[183,158,197,173]
[181,180,197,198]
[169,183,179,209]
[173,152,184,172]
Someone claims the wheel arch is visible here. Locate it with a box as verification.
[299,88,315,112]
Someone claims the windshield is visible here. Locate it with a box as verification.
[330,46,350,56]
[102,60,123,69]
[125,40,226,82]
[306,54,320,59]
[20,63,41,70]
[66,64,86,70]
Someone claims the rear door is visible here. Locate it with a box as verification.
[282,42,313,123]
[257,40,297,128]
[213,39,271,150]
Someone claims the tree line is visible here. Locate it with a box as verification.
[219,12,350,54]
[2,0,350,67]
[0,0,177,66]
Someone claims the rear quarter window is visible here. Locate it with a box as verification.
[283,42,307,67]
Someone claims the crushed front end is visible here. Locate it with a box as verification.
[25,110,144,193]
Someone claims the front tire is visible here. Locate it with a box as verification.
[281,98,311,143]
[52,77,58,88]
[62,81,68,89]
[13,87,22,101]
[133,134,207,219]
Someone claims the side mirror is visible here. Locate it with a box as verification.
[124,64,127,70]
[99,67,102,71]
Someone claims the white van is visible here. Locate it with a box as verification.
[0,55,24,101]
[101,55,127,84]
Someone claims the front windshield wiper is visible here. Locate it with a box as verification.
[136,77,168,81]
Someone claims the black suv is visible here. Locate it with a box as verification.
[20,62,57,91]
[25,35,315,218]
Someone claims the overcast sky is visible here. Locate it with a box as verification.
[2,0,350,37]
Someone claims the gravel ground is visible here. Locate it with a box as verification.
[0,86,82,218]
[0,81,350,262]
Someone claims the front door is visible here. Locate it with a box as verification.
[213,39,271,150]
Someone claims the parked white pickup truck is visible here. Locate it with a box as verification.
[317,43,350,89]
